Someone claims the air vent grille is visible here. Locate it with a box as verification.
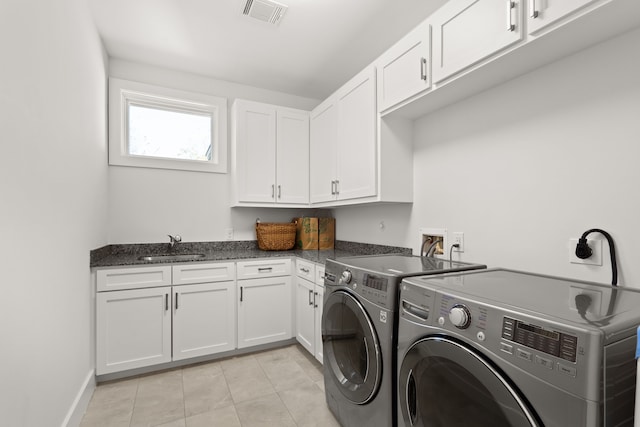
[242,0,288,25]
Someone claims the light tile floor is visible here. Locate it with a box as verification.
[81,344,340,427]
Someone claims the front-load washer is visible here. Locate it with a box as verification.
[397,268,640,427]
[322,254,486,427]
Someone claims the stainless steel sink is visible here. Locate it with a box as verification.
[138,254,206,262]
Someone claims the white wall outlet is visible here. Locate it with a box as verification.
[569,238,602,265]
[226,228,234,240]
[452,232,464,253]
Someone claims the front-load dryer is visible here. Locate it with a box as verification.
[397,268,640,426]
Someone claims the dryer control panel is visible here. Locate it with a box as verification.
[502,317,578,363]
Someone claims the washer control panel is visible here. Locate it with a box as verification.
[325,261,395,309]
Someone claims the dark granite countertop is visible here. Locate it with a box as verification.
[90,240,412,268]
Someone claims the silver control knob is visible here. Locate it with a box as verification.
[341,270,352,284]
[449,305,471,329]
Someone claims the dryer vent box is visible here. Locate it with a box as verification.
[242,0,288,25]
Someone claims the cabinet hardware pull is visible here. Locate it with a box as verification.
[507,1,515,32]
[258,267,273,272]
[301,267,309,274]
[331,180,335,195]
[420,57,427,81]
[309,290,313,305]
[271,184,275,198]
[240,286,243,302]
[175,292,178,310]
[165,293,168,311]
[335,180,339,195]
[314,291,318,308]
[278,185,281,199]
[530,0,538,18]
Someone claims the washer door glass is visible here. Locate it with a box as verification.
[322,290,381,404]
[399,336,540,427]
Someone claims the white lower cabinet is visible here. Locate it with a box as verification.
[294,260,325,364]
[237,259,293,349]
[172,281,236,361]
[96,262,236,375]
[313,275,324,364]
[96,258,297,375]
[97,286,172,375]
[295,276,315,354]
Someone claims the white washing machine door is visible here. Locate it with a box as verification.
[322,290,382,405]
[399,335,541,427]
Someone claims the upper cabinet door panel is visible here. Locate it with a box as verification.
[432,0,524,83]
[377,20,432,112]
[309,97,338,204]
[276,109,310,204]
[235,101,277,203]
[336,66,377,201]
[527,0,597,34]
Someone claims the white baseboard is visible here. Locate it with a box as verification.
[62,370,95,427]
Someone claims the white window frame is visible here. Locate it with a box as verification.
[109,78,228,173]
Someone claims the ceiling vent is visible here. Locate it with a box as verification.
[242,0,288,25]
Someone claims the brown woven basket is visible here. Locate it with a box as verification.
[255,222,297,251]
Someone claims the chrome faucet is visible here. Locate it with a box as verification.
[168,234,182,249]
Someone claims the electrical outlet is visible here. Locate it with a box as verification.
[453,232,464,253]
[569,238,602,265]
[226,228,234,240]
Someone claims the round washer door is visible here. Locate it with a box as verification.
[399,335,541,427]
[322,290,381,404]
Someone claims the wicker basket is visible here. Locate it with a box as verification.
[255,222,297,251]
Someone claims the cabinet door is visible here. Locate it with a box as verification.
[309,97,338,203]
[377,20,432,112]
[96,287,172,375]
[234,100,277,203]
[314,284,324,364]
[336,66,377,201]
[432,0,524,83]
[173,282,237,361]
[527,0,596,34]
[237,276,293,348]
[295,277,315,354]
[276,109,309,204]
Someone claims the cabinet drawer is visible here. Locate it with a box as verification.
[315,266,325,287]
[296,259,316,281]
[96,266,172,292]
[173,262,235,285]
[237,258,292,280]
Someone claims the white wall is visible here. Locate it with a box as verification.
[108,60,320,243]
[333,27,640,288]
[0,0,108,425]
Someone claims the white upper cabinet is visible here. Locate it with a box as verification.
[309,97,338,204]
[527,0,597,35]
[335,66,377,201]
[276,109,310,204]
[377,20,432,112]
[431,0,524,84]
[232,100,309,206]
[310,66,377,204]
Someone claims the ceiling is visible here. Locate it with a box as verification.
[88,0,448,100]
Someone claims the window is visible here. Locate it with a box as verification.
[109,78,228,173]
